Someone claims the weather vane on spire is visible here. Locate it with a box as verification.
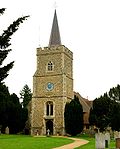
[54,2,57,9]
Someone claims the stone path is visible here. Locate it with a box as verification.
[53,137,89,149]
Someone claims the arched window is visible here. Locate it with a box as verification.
[46,101,53,116]
[48,61,53,71]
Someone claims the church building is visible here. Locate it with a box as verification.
[31,9,74,135]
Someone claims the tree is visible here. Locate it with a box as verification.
[0,8,29,83]
[64,95,83,136]
[9,93,29,134]
[109,101,120,131]
[109,84,120,102]
[89,93,112,132]
[0,83,10,132]
[89,85,120,132]
[89,107,96,126]
[20,84,32,134]
[0,8,29,133]
[8,93,23,134]
[0,83,29,134]
[0,83,25,134]
[108,84,120,131]
[20,84,32,108]
[0,8,5,15]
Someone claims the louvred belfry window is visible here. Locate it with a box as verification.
[48,61,53,71]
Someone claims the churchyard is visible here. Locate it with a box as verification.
[0,133,117,149]
[0,135,73,149]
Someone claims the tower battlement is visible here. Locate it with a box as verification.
[37,45,73,59]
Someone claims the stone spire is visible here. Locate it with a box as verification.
[49,9,61,47]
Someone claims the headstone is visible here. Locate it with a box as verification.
[5,126,9,134]
[114,131,120,140]
[95,132,110,149]
[95,133,105,149]
[89,127,95,137]
[105,132,110,148]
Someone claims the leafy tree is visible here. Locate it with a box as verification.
[109,84,120,102]
[20,84,32,108]
[0,84,28,134]
[89,107,96,126]
[20,84,32,134]
[21,107,28,134]
[10,93,20,105]
[108,84,120,131]
[0,83,10,132]
[64,95,83,136]
[109,101,120,131]
[8,93,23,134]
[0,84,25,134]
[0,8,29,83]
[9,93,29,134]
[89,85,120,132]
[0,8,5,15]
[89,93,111,132]
[0,8,29,133]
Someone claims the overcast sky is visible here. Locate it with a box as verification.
[1,0,120,100]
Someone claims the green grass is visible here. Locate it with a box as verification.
[0,135,73,149]
[75,134,116,149]
[0,134,116,149]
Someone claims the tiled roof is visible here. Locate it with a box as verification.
[74,92,93,124]
[74,92,92,112]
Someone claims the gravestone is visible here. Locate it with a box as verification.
[95,132,110,149]
[89,126,95,137]
[95,133,105,149]
[105,132,110,148]
[5,126,9,134]
[114,131,120,140]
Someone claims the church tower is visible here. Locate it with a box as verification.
[31,9,73,135]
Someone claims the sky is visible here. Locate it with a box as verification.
[1,0,120,100]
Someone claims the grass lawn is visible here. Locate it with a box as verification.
[0,134,116,149]
[75,134,116,149]
[0,135,73,149]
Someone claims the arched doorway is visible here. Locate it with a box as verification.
[46,120,53,135]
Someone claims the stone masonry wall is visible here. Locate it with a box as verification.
[31,45,73,135]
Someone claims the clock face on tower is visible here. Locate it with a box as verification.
[46,82,54,91]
